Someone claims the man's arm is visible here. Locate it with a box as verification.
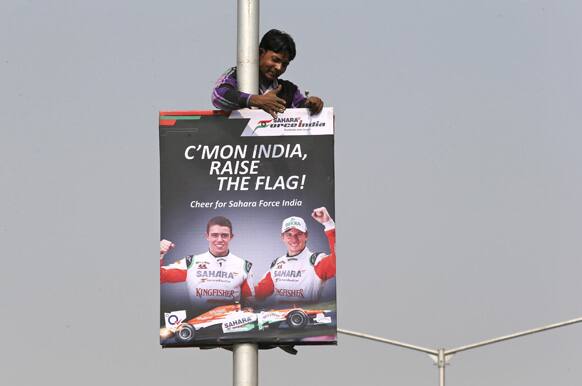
[311,207,336,281]
[240,260,255,299]
[241,279,254,299]
[294,89,324,115]
[160,239,187,283]
[212,68,286,118]
[213,84,252,110]
[211,68,251,110]
[254,272,275,300]
[248,86,287,118]
[314,229,336,281]
[214,85,287,119]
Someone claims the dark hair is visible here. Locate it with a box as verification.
[259,29,296,61]
[206,216,233,234]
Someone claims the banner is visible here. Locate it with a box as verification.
[159,108,336,347]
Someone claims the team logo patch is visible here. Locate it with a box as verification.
[252,119,273,134]
[310,252,321,265]
[286,219,302,228]
[164,310,187,329]
[197,263,207,269]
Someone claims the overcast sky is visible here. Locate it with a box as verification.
[1,1,581,385]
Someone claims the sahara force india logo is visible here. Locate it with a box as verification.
[253,117,327,134]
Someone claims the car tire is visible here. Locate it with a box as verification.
[286,310,308,329]
[175,324,195,343]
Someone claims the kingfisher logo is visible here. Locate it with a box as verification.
[275,288,305,298]
[195,288,236,298]
[197,263,207,269]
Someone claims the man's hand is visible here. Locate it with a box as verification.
[160,239,175,258]
[305,96,324,115]
[311,207,332,224]
[249,85,286,119]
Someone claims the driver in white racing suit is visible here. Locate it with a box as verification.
[255,207,335,304]
[160,216,254,309]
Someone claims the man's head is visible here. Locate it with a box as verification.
[206,216,233,257]
[259,29,296,81]
[281,216,308,256]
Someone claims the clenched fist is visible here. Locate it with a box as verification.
[311,207,331,224]
[160,239,175,258]
[305,96,324,115]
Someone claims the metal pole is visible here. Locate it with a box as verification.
[237,0,259,94]
[338,328,438,355]
[341,316,582,386]
[446,316,582,355]
[437,348,446,386]
[234,1,259,385]
[233,343,258,386]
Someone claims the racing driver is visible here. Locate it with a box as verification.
[160,216,254,309]
[255,207,336,304]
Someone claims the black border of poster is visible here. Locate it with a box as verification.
[159,109,336,348]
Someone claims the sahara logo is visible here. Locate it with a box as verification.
[223,316,254,329]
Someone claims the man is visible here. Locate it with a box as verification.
[255,207,336,304]
[160,216,253,309]
[212,29,324,118]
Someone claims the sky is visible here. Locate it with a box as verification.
[1,1,581,385]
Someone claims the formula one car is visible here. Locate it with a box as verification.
[164,304,332,344]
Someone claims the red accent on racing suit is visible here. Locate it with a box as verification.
[255,228,335,303]
[161,251,253,306]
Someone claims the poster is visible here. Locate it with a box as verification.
[159,108,336,347]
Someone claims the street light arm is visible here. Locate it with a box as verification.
[338,328,438,355]
[446,316,582,355]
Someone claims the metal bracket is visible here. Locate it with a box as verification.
[428,352,453,367]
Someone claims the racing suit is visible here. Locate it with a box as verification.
[255,227,335,304]
[161,251,254,308]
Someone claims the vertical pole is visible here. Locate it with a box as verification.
[233,343,259,386]
[437,348,446,386]
[237,0,260,94]
[234,1,259,385]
